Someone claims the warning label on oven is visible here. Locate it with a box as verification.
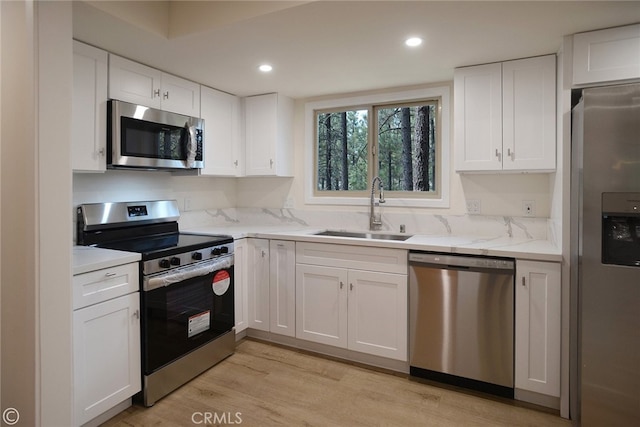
[188,310,210,338]
[212,270,231,296]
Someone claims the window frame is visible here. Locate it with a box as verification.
[305,85,451,208]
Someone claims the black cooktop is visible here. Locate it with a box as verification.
[95,232,233,260]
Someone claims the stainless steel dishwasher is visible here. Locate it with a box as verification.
[409,251,515,398]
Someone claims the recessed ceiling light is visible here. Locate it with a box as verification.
[405,37,423,47]
[258,64,273,72]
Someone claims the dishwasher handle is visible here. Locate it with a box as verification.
[409,252,514,272]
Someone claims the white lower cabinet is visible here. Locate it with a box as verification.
[515,260,561,397]
[296,243,408,361]
[246,238,296,336]
[347,269,407,359]
[247,238,271,331]
[73,261,140,426]
[269,240,296,337]
[233,239,249,333]
[296,264,348,348]
[73,290,140,426]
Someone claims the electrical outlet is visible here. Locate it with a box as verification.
[184,197,193,211]
[284,196,294,209]
[523,200,535,217]
[466,199,481,215]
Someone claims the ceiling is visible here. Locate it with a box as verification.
[73,1,640,99]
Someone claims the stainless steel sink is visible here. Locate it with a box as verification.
[313,230,413,241]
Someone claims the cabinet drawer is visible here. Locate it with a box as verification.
[73,262,139,309]
[296,242,407,274]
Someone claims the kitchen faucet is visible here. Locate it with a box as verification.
[370,176,385,230]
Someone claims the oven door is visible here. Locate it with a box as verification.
[141,257,234,374]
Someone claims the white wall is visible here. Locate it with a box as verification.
[73,172,237,232]
[1,3,74,425]
[38,2,73,425]
[1,2,38,425]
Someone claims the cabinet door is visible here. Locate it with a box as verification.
[515,260,561,396]
[573,24,640,85]
[247,238,270,331]
[72,41,108,172]
[502,55,556,171]
[454,63,503,172]
[108,54,161,108]
[269,240,296,337]
[244,93,294,176]
[200,86,242,176]
[160,73,201,117]
[296,264,348,348]
[347,270,407,361]
[73,292,141,426]
[245,93,277,175]
[234,239,249,333]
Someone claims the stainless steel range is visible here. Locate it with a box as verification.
[77,200,235,407]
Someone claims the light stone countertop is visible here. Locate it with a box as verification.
[184,225,562,263]
[73,246,141,275]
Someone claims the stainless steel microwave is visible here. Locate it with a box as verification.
[107,100,204,170]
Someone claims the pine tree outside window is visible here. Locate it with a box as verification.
[314,100,440,199]
[305,85,451,208]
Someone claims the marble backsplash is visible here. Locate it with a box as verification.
[179,207,551,242]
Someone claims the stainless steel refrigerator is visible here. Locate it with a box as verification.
[571,83,640,425]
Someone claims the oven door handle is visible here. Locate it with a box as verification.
[143,255,233,292]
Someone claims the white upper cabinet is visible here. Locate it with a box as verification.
[244,93,294,176]
[573,24,640,86]
[109,54,200,117]
[454,55,556,172]
[454,63,503,172]
[200,86,243,176]
[502,56,556,171]
[72,41,108,172]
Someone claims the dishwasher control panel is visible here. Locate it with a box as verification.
[408,252,514,271]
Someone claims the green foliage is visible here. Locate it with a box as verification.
[316,101,437,194]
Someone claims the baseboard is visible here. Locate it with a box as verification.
[515,388,560,410]
[245,328,409,374]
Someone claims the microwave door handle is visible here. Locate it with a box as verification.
[184,122,197,168]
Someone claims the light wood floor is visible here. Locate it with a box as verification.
[102,339,571,426]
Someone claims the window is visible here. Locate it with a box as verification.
[305,86,451,208]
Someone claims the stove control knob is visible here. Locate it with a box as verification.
[192,252,203,260]
[220,246,229,254]
[170,257,181,266]
[159,259,171,269]
[211,248,222,256]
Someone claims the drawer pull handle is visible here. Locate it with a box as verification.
[522,276,526,287]
[350,283,353,291]
[340,281,344,289]
[133,309,140,319]
[105,272,117,278]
